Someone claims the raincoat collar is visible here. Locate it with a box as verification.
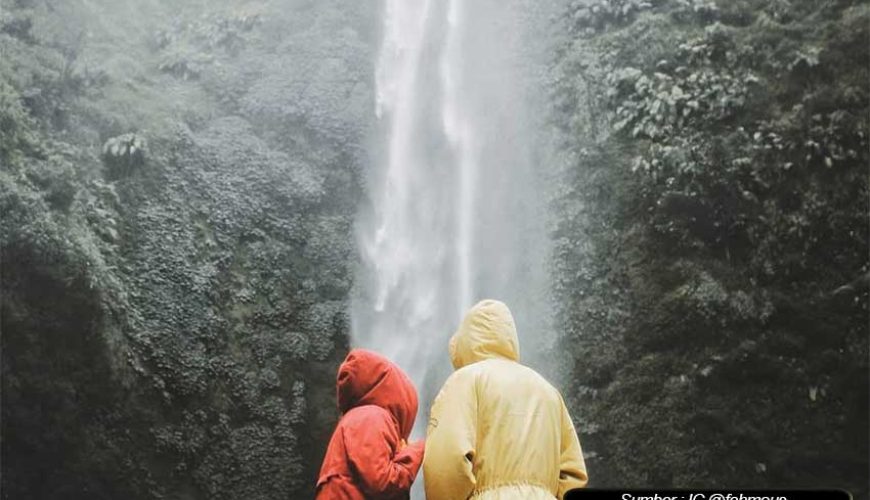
[449,299,520,369]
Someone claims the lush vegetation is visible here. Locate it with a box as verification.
[550,0,868,493]
[1,0,375,498]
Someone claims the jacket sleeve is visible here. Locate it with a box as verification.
[342,407,424,497]
[557,396,589,498]
[422,370,477,500]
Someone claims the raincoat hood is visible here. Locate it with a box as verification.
[449,299,520,369]
[336,348,418,439]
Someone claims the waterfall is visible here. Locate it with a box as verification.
[441,0,476,314]
[352,3,562,490]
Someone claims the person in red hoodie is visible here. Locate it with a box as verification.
[315,348,425,499]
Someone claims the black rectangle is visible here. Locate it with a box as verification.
[565,490,852,500]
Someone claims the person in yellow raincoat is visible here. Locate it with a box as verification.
[423,299,588,500]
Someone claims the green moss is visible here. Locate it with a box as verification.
[553,0,868,494]
[1,1,370,498]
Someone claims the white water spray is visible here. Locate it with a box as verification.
[353,2,563,477]
[441,0,476,314]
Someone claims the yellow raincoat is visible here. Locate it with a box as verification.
[423,299,588,500]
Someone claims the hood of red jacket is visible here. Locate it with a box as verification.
[336,348,418,439]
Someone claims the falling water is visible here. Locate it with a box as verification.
[441,0,475,313]
[352,4,564,490]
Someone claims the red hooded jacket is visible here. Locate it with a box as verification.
[315,349,425,499]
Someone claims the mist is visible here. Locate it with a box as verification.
[352,0,566,438]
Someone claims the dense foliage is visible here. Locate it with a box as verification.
[551,0,868,493]
[1,0,375,498]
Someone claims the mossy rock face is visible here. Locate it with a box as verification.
[102,133,147,180]
[551,0,868,495]
[1,1,376,499]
